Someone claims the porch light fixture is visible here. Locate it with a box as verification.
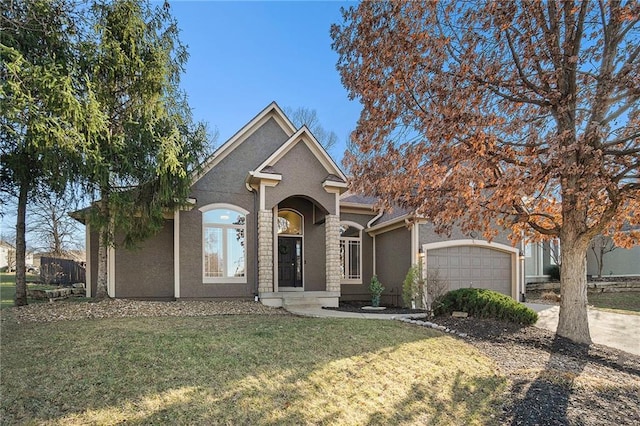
[418,247,425,258]
[519,250,526,260]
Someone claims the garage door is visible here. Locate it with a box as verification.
[427,246,512,296]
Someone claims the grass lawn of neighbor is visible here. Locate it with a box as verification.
[587,291,640,314]
[0,273,53,309]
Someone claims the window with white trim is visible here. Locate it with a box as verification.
[202,205,246,283]
[340,222,362,284]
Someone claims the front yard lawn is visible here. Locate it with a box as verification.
[0,315,506,425]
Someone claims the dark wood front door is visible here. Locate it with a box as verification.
[278,236,302,288]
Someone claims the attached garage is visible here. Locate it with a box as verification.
[423,240,519,299]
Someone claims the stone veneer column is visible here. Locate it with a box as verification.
[258,210,273,293]
[325,214,341,292]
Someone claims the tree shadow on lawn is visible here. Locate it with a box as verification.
[120,351,508,426]
[0,316,508,425]
[438,316,640,377]
[365,372,507,426]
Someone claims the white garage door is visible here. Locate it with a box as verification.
[427,246,512,296]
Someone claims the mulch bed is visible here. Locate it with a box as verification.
[327,301,640,425]
[424,316,640,425]
[323,301,428,315]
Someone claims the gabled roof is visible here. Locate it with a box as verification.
[192,102,297,183]
[340,192,415,230]
[254,125,347,183]
[340,192,379,207]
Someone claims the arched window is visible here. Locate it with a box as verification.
[340,222,363,284]
[278,210,303,235]
[201,204,247,283]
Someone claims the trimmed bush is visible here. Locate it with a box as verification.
[545,264,560,280]
[433,288,538,325]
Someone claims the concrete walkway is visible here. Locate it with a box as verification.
[285,305,428,321]
[287,304,639,356]
[526,303,640,356]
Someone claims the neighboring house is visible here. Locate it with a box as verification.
[525,236,639,283]
[586,244,640,278]
[77,103,527,306]
[0,241,34,271]
[0,241,14,269]
[586,227,640,278]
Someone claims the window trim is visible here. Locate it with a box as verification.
[200,203,249,284]
[339,221,363,284]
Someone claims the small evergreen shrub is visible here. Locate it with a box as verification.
[433,288,538,325]
[545,264,561,280]
[369,275,385,307]
[402,265,419,308]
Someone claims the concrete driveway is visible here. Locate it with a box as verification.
[526,303,640,356]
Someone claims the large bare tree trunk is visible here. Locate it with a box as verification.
[94,197,109,300]
[557,238,591,344]
[14,183,28,306]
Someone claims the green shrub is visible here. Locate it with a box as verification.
[402,265,419,308]
[545,264,560,280]
[369,275,385,307]
[433,288,538,325]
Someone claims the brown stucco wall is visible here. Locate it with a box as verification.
[375,226,412,306]
[418,223,514,247]
[339,212,376,302]
[114,220,174,299]
[264,142,337,215]
[89,228,98,297]
[179,117,290,299]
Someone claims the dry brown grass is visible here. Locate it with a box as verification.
[1,314,507,425]
[541,291,561,302]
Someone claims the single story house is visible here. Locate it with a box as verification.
[80,103,534,307]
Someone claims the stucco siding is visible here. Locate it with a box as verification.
[114,221,174,299]
[176,118,289,299]
[192,117,290,197]
[339,212,376,301]
[89,229,99,297]
[418,223,513,247]
[264,142,336,214]
[375,226,412,306]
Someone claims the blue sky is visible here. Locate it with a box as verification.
[168,0,361,161]
[2,1,362,248]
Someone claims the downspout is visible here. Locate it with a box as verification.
[245,174,259,301]
[366,209,384,229]
[367,210,384,276]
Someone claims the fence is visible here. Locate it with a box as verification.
[40,256,86,286]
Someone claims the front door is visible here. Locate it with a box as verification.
[278,236,302,288]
